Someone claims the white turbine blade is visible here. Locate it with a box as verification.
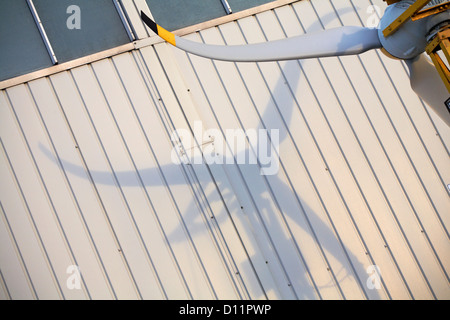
[141,11,381,62]
[175,26,381,62]
[405,54,450,127]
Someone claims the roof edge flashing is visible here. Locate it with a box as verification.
[0,0,299,89]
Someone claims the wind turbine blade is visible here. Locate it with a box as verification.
[405,54,450,127]
[141,11,381,62]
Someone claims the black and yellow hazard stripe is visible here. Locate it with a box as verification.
[141,11,176,46]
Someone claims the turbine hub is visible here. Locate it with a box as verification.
[378,0,450,60]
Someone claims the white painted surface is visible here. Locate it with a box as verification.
[0,0,449,300]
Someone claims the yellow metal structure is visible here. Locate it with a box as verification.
[381,0,450,23]
[426,27,450,92]
[412,1,450,20]
[382,0,433,37]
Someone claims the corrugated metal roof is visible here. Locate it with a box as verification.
[0,0,449,300]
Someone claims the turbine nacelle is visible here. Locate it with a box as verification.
[378,0,450,59]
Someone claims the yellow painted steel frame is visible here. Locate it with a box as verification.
[382,0,433,37]
[426,28,450,92]
[412,1,450,21]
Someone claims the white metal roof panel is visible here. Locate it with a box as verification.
[0,0,449,300]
